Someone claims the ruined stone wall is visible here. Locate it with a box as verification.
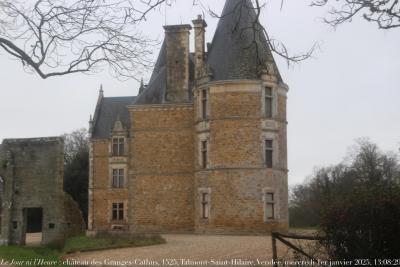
[129,105,195,233]
[0,138,85,245]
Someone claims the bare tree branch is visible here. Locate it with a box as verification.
[206,0,316,67]
[0,0,168,80]
[311,0,400,29]
[0,0,316,80]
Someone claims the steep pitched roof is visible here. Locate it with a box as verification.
[134,67,166,104]
[134,41,167,104]
[207,0,282,81]
[149,41,166,84]
[91,96,136,139]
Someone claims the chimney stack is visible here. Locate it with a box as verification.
[163,24,192,103]
[192,15,207,80]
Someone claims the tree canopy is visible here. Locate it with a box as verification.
[0,0,315,80]
[63,128,89,225]
[0,0,162,80]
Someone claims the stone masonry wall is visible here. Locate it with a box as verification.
[129,105,195,233]
[194,81,288,233]
[90,140,130,230]
[0,137,84,245]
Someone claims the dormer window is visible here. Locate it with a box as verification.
[112,137,125,156]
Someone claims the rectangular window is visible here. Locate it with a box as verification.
[201,193,209,219]
[265,87,273,118]
[201,89,208,120]
[201,140,207,169]
[112,203,124,221]
[265,192,275,220]
[265,139,273,168]
[112,169,124,188]
[112,138,125,156]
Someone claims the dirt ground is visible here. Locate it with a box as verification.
[25,232,42,246]
[66,234,289,267]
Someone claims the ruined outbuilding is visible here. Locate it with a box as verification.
[0,137,85,245]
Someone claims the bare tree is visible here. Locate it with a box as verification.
[0,0,313,80]
[311,0,400,29]
[63,128,89,165]
[202,0,316,66]
[0,0,168,80]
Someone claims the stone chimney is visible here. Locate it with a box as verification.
[163,24,192,103]
[192,15,207,80]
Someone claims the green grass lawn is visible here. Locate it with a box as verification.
[0,246,60,265]
[0,234,165,266]
[63,234,166,254]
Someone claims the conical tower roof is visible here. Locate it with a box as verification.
[207,0,282,81]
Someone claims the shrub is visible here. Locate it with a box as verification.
[320,183,400,260]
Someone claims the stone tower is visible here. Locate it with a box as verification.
[193,0,288,233]
[88,0,288,234]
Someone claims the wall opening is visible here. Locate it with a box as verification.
[24,208,43,246]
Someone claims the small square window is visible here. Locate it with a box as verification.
[49,223,55,229]
[266,192,274,202]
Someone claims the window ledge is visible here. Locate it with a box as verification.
[264,219,281,223]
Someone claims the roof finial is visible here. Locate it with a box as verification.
[89,114,94,134]
[98,84,104,99]
[139,78,146,94]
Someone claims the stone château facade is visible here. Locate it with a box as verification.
[88,0,289,234]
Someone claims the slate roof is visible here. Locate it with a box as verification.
[207,0,282,82]
[134,43,195,105]
[91,0,282,139]
[135,41,167,105]
[91,96,136,139]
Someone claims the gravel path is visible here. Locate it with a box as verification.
[66,234,283,267]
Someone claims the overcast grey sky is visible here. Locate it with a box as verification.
[0,1,399,185]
